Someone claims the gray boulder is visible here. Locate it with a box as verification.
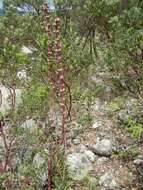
[67,152,93,180]
[91,139,113,156]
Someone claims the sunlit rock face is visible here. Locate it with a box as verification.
[21,46,33,54]
[0,84,22,113]
[17,69,27,80]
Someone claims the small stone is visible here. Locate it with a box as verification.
[137,155,143,159]
[92,121,102,129]
[105,86,112,93]
[92,99,106,112]
[84,150,96,162]
[99,172,119,189]
[99,172,112,187]
[118,110,129,122]
[21,46,33,54]
[133,159,143,166]
[33,153,45,168]
[125,98,138,111]
[110,179,119,188]
[72,138,80,145]
[21,119,36,129]
[75,144,86,153]
[91,76,104,86]
[17,69,27,80]
[96,137,101,142]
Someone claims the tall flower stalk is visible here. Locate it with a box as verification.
[43,3,67,189]
[54,17,66,146]
[43,4,53,190]
[43,3,67,147]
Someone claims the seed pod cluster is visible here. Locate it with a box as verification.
[43,3,51,36]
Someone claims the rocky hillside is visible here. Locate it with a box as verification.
[66,71,143,190]
[1,69,143,190]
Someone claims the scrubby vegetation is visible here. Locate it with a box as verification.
[0,0,143,189]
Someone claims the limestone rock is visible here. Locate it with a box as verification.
[92,121,102,129]
[118,110,129,122]
[91,139,113,156]
[72,138,81,145]
[33,153,45,168]
[99,172,119,189]
[67,152,93,180]
[134,159,143,166]
[84,150,96,162]
[0,85,22,113]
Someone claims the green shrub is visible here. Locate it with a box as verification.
[123,117,143,140]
